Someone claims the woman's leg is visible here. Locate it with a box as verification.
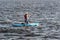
[25,19,28,24]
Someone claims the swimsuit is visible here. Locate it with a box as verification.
[24,14,29,24]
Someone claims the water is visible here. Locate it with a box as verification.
[0,0,60,40]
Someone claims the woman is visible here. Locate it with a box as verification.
[24,12,30,24]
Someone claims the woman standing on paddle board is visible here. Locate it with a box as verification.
[24,12,30,24]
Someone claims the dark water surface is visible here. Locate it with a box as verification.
[0,0,60,40]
